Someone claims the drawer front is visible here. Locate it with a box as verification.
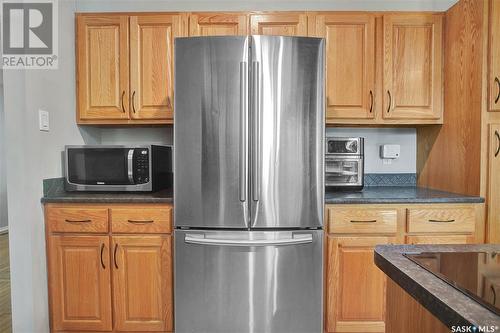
[328,208,398,234]
[111,207,172,233]
[406,235,475,245]
[406,207,475,233]
[46,207,109,233]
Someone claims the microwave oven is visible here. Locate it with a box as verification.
[65,145,172,192]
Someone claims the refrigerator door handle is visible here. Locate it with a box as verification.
[184,233,313,247]
[251,61,260,202]
[239,61,248,202]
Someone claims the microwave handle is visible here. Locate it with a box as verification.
[127,149,134,184]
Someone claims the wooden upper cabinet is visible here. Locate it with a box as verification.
[189,13,248,36]
[489,0,500,112]
[48,235,112,331]
[130,15,183,120]
[488,124,500,243]
[76,15,129,121]
[310,14,376,120]
[113,235,173,332]
[383,14,443,120]
[326,236,391,333]
[250,13,308,36]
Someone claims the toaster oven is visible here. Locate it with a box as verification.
[325,137,364,190]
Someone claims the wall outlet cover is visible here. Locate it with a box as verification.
[39,109,49,132]
[380,144,400,159]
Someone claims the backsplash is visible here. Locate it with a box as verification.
[364,173,416,187]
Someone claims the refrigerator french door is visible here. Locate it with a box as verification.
[174,36,324,333]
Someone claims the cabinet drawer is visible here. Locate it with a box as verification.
[406,235,475,245]
[406,207,475,233]
[46,207,109,233]
[328,208,398,234]
[110,207,172,233]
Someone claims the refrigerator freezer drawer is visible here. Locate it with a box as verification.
[174,229,323,333]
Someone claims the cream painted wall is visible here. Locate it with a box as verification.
[5,1,456,332]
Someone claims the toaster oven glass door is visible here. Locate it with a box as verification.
[67,148,134,185]
[325,159,362,186]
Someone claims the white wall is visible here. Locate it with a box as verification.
[0,75,7,230]
[100,127,172,145]
[4,1,453,332]
[327,128,417,174]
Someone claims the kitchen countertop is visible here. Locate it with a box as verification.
[374,244,500,328]
[325,186,484,204]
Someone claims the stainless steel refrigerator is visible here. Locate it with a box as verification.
[174,36,324,333]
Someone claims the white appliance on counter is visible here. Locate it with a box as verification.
[174,36,325,333]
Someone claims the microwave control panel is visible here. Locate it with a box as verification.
[134,149,150,184]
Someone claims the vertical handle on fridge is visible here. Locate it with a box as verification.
[239,62,248,202]
[252,61,260,202]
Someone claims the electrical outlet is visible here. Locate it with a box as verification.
[39,109,49,131]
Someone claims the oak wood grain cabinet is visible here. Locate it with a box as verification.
[76,13,187,125]
[489,0,500,112]
[309,13,376,121]
[382,14,443,121]
[45,203,173,332]
[324,202,483,333]
[249,13,308,36]
[488,124,500,242]
[189,13,248,36]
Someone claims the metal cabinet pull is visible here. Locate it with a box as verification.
[350,219,377,223]
[428,219,455,223]
[65,219,91,223]
[369,90,374,113]
[121,91,126,113]
[492,285,497,305]
[131,91,137,113]
[127,219,154,224]
[113,243,119,269]
[495,130,500,158]
[495,77,500,104]
[100,243,106,269]
[167,96,172,109]
[387,90,392,113]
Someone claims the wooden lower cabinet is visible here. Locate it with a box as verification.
[48,235,113,331]
[113,236,173,332]
[326,236,394,333]
[45,203,173,332]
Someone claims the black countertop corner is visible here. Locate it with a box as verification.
[325,186,484,204]
[374,244,500,328]
[41,178,173,204]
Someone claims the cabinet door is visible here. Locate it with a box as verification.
[76,15,129,121]
[489,0,500,111]
[189,13,248,36]
[326,236,393,333]
[488,124,500,243]
[310,14,375,120]
[113,235,173,332]
[130,14,186,121]
[250,13,307,36]
[383,14,443,120]
[48,235,112,331]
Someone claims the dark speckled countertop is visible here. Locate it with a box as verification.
[325,186,484,204]
[375,244,500,328]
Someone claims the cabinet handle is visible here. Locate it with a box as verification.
[387,90,392,113]
[428,219,455,223]
[121,90,126,113]
[127,219,154,224]
[492,285,497,305]
[495,77,500,104]
[350,219,377,223]
[113,243,119,269]
[64,219,91,223]
[100,243,106,270]
[131,91,136,113]
[495,130,500,158]
[167,96,172,109]
[369,90,374,113]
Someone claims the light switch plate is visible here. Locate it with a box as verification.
[39,109,49,131]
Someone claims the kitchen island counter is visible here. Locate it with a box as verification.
[374,244,500,330]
